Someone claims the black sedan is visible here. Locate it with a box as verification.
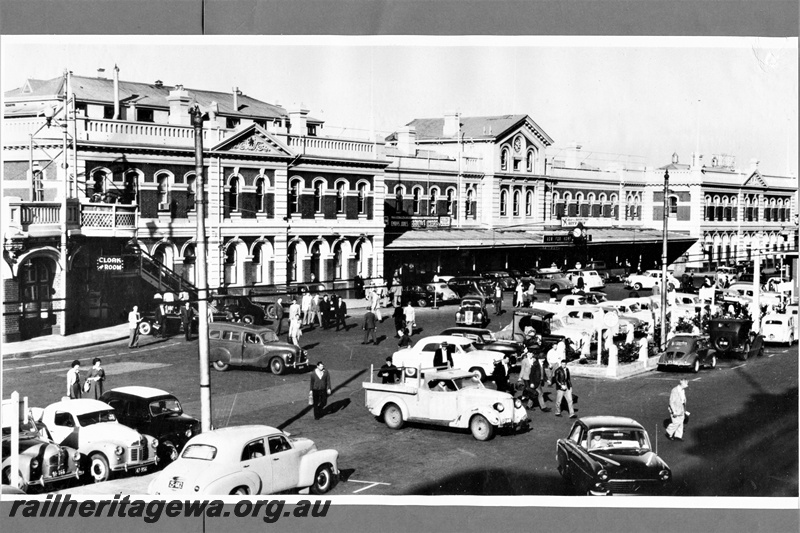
[100,386,201,464]
[556,416,672,495]
[657,334,717,373]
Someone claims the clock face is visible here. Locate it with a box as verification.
[513,137,522,152]
[572,227,583,238]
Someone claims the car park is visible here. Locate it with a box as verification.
[656,334,717,373]
[624,270,679,292]
[708,318,764,360]
[528,268,574,294]
[209,323,309,374]
[39,399,158,483]
[148,425,338,496]
[2,411,82,493]
[439,326,523,362]
[363,368,528,441]
[99,387,201,464]
[556,416,671,495]
[455,295,490,327]
[392,335,500,381]
[566,269,606,291]
[761,314,796,345]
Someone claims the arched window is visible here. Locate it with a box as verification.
[610,193,618,219]
[336,182,346,213]
[714,195,723,222]
[91,170,108,200]
[429,188,439,215]
[577,192,589,217]
[771,199,779,222]
[525,190,533,217]
[466,188,474,217]
[156,173,170,209]
[123,171,138,204]
[412,187,422,214]
[705,195,713,221]
[289,179,301,214]
[32,169,44,201]
[314,181,325,213]
[566,192,577,217]
[187,174,197,211]
[224,244,237,285]
[599,193,609,217]
[358,183,368,215]
[182,244,196,285]
[512,190,520,216]
[227,176,240,212]
[782,199,789,222]
[500,189,508,216]
[501,148,509,171]
[332,243,343,280]
[722,196,732,221]
[287,242,298,282]
[446,188,456,216]
[526,150,535,172]
[553,192,564,219]
[255,177,265,213]
[394,185,404,214]
[669,195,679,216]
[589,193,600,217]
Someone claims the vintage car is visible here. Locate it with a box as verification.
[481,271,517,290]
[447,276,493,299]
[656,334,717,373]
[99,387,201,463]
[211,295,268,325]
[624,270,679,292]
[363,368,528,441]
[761,314,797,345]
[566,269,606,291]
[439,326,523,362]
[495,308,568,350]
[209,323,309,374]
[528,268,574,294]
[2,413,82,493]
[39,399,158,483]
[563,308,645,339]
[708,318,764,361]
[148,425,338,496]
[401,285,436,307]
[556,416,672,495]
[455,295,490,327]
[727,284,783,309]
[426,281,460,303]
[392,335,501,381]
[138,302,227,336]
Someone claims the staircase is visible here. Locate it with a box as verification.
[129,247,199,299]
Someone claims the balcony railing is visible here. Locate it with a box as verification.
[80,202,137,230]
[2,198,136,236]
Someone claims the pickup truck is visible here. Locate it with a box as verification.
[362,367,528,441]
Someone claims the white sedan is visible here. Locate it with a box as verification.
[148,425,338,496]
[761,314,796,346]
[624,270,679,292]
[392,335,502,381]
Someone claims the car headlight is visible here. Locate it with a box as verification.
[659,469,671,481]
[286,353,294,362]
[597,469,609,481]
[115,446,124,456]
[31,458,40,469]
[151,438,159,449]
[493,402,505,412]
[185,428,193,438]
[477,313,483,318]
[73,451,81,461]
[514,399,522,409]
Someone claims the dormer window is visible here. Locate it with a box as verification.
[136,108,154,123]
[307,124,317,136]
[226,117,240,129]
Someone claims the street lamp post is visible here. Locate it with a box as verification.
[660,169,669,351]
[189,104,212,432]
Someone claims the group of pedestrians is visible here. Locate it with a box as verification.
[66,358,106,400]
[275,293,350,346]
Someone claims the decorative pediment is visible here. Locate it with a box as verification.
[210,125,292,157]
[742,170,767,188]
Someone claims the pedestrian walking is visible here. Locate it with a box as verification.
[335,297,348,331]
[494,283,503,315]
[309,361,332,420]
[531,353,551,411]
[578,331,592,362]
[574,275,585,294]
[86,357,106,399]
[180,302,194,341]
[515,281,524,307]
[128,305,141,348]
[274,298,285,335]
[301,291,312,326]
[362,309,378,344]
[155,301,168,338]
[289,315,302,347]
[370,289,383,322]
[378,356,400,384]
[288,298,300,322]
[67,360,82,399]
[526,281,535,307]
[492,357,511,394]
[517,348,533,392]
[310,294,322,328]
[393,305,405,338]
[666,379,690,441]
[403,302,416,336]
[553,360,576,418]
[319,295,331,329]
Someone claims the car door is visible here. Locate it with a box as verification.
[49,411,80,450]
[267,435,300,492]
[240,438,273,494]
[563,424,593,492]
[242,333,266,366]
[221,330,244,365]
[425,381,459,422]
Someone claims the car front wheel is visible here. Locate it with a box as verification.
[692,359,700,373]
[241,314,255,325]
[89,453,111,483]
[310,464,334,495]
[470,414,494,441]
[416,298,428,307]
[469,367,487,381]
[212,360,230,372]
[138,321,152,336]
[383,403,404,429]
[708,355,717,369]
[230,486,250,495]
[270,357,286,375]
[633,282,643,291]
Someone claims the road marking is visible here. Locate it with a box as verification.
[691,377,702,382]
[731,364,747,370]
[769,354,775,358]
[41,361,170,375]
[4,343,181,372]
[347,479,391,494]
[457,448,477,458]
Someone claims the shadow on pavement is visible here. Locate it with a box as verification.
[276,368,367,431]
[407,467,566,495]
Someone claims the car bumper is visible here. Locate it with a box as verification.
[111,457,158,473]
[30,469,83,487]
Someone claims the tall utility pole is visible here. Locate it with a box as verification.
[59,70,72,337]
[660,169,669,351]
[189,104,212,432]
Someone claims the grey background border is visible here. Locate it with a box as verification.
[0,0,798,531]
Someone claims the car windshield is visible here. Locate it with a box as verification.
[149,397,182,417]
[668,340,691,350]
[182,444,217,461]
[260,330,279,343]
[482,332,497,342]
[77,409,116,426]
[457,343,477,353]
[588,429,651,452]
[765,320,783,325]
[550,317,568,329]
[452,376,484,390]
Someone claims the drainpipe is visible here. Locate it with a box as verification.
[113,65,120,120]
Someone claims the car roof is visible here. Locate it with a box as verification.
[518,308,555,319]
[208,323,273,333]
[44,398,113,415]
[419,335,473,346]
[579,416,645,430]
[189,424,282,445]
[425,369,482,380]
[441,327,491,335]
[107,386,173,399]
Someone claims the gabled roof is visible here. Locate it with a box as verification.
[386,114,553,146]
[742,170,768,188]
[209,124,293,156]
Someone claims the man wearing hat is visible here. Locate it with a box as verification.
[378,357,401,384]
[530,352,551,412]
[433,341,453,369]
[666,379,690,441]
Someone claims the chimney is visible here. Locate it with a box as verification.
[166,84,192,126]
[288,105,309,136]
[397,127,417,156]
[749,158,760,171]
[113,65,120,120]
[443,111,461,138]
[97,68,106,79]
[565,142,583,169]
[232,87,241,112]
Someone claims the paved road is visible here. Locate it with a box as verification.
[4,287,797,497]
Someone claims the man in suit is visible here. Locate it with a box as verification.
[433,341,453,368]
[154,301,167,338]
[309,361,332,420]
[552,359,576,418]
[362,309,377,344]
[530,353,552,412]
[274,298,285,335]
[319,295,331,329]
[335,297,348,331]
[377,357,400,384]
[180,302,194,341]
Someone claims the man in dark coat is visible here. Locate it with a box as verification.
[335,298,348,331]
[309,361,332,420]
[530,354,551,411]
[553,359,576,418]
[274,298,285,335]
[433,341,453,368]
[319,295,331,329]
[180,302,194,341]
[492,357,511,393]
[392,305,405,338]
[377,357,401,384]
[362,309,378,344]
[155,302,168,338]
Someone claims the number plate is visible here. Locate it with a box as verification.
[465,311,473,323]
[52,468,66,476]
[168,479,183,489]
[500,418,510,425]
[135,466,149,474]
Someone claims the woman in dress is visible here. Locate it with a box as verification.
[86,357,106,399]
[66,360,82,399]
